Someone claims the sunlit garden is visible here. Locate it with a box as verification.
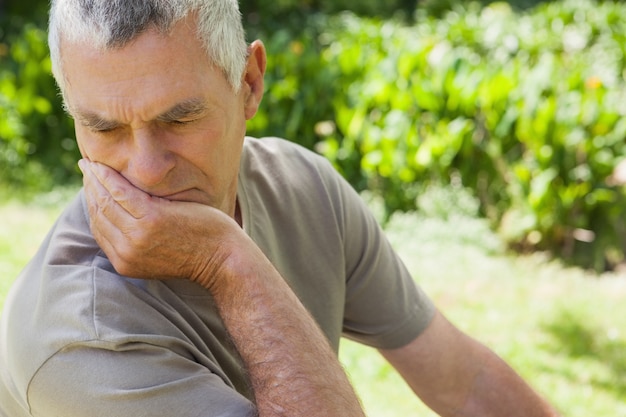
[2,0,626,415]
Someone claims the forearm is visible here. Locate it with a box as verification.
[381,311,561,417]
[79,162,364,416]
[197,245,365,417]
[454,341,561,417]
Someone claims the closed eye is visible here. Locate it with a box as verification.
[166,119,198,126]
[81,118,121,133]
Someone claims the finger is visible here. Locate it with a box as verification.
[78,160,148,275]
[79,158,113,220]
[79,160,141,253]
[79,159,129,226]
[78,159,131,244]
[81,160,153,220]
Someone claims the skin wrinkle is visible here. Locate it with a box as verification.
[73,99,211,142]
[64,19,245,211]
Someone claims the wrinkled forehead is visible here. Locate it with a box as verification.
[64,20,209,81]
[59,17,225,117]
[51,10,208,99]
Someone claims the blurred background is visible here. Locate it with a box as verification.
[1,1,626,415]
[3,0,626,271]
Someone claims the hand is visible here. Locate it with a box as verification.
[78,159,241,288]
[78,159,367,416]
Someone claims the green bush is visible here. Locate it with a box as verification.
[355,0,625,270]
[247,0,626,271]
[240,0,417,26]
[2,0,626,270]
[0,16,78,194]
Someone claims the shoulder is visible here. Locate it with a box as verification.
[240,136,352,198]
[239,137,355,230]
[0,192,187,410]
[241,136,335,178]
[242,135,320,157]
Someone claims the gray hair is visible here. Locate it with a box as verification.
[49,0,248,93]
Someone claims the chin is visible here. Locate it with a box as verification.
[161,190,234,214]
[159,189,209,204]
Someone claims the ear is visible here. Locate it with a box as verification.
[243,40,267,120]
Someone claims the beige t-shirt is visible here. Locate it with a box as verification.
[0,137,435,417]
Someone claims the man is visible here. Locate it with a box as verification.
[0,1,561,416]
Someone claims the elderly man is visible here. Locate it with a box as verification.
[0,1,561,416]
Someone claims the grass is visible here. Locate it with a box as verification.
[340,197,626,417]
[1,187,625,416]
[0,187,79,309]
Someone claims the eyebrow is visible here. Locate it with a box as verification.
[72,98,209,130]
[155,98,209,123]
[74,112,120,131]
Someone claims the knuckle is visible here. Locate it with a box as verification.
[107,183,127,201]
[123,222,158,255]
[93,193,114,215]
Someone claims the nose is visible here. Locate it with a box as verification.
[124,127,175,191]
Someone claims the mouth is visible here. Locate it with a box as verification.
[154,189,205,203]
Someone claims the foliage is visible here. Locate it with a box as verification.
[239,0,417,27]
[1,0,48,22]
[246,17,338,149]
[0,15,78,193]
[2,0,626,270]
[248,0,626,271]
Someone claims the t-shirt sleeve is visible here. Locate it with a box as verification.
[239,137,435,350]
[28,341,256,417]
[328,163,436,350]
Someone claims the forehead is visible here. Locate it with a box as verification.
[62,16,208,82]
[60,18,231,119]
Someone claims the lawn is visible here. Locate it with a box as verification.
[1,188,625,416]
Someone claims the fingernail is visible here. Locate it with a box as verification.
[78,159,86,173]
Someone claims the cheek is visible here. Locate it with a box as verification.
[75,127,125,169]
[75,127,96,161]
[76,139,88,160]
